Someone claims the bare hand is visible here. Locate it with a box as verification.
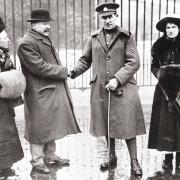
[105,78,119,91]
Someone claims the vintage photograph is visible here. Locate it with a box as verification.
[0,0,180,179]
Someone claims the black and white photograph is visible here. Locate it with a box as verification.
[0,0,180,179]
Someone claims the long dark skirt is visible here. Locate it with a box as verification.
[0,99,24,169]
[148,84,180,151]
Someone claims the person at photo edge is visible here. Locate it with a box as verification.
[17,8,80,174]
[0,17,24,177]
[148,14,180,172]
[69,2,145,177]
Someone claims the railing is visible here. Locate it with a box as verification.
[0,0,179,88]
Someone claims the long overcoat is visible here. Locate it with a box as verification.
[0,49,24,169]
[148,34,180,151]
[74,26,145,139]
[17,30,80,144]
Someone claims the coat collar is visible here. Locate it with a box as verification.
[152,34,180,55]
[91,26,130,52]
[27,29,62,65]
[27,29,52,47]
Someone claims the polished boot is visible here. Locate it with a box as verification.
[162,153,173,170]
[131,159,142,176]
[100,154,117,171]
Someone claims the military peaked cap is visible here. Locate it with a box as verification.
[95,2,119,17]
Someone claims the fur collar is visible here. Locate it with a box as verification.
[152,33,180,56]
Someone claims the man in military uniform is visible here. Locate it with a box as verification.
[69,2,145,176]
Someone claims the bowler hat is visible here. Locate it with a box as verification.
[156,13,180,32]
[0,17,5,33]
[27,8,54,22]
[95,2,119,17]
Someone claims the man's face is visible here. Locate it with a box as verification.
[166,23,179,39]
[0,30,10,49]
[101,14,117,30]
[32,21,51,36]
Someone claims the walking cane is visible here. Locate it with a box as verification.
[107,90,111,166]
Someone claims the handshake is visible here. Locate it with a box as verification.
[67,68,77,79]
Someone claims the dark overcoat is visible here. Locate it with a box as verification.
[148,34,180,151]
[17,30,80,144]
[0,49,24,169]
[74,26,145,139]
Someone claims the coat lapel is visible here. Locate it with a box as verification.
[108,30,120,50]
[96,29,108,53]
[28,30,62,65]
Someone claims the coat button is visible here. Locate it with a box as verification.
[106,56,110,60]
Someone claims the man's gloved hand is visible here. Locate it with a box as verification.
[68,69,77,79]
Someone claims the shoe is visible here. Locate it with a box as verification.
[32,164,50,174]
[0,168,15,177]
[131,159,142,176]
[162,160,173,170]
[162,153,173,171]
[100,155,117,172]
[45,156,70,166]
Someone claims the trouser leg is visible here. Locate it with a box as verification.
[30,143,45,166]
[44,140,56,160]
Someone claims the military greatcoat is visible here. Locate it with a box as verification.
[74,26,145,139]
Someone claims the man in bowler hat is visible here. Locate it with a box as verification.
[17,8,80,174]
[69,2,145,176]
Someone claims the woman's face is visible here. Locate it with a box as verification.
[166,22,180,39]
[0,30,10,49]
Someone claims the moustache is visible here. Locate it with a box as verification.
[44,29,50,33]
[106,22,112,26]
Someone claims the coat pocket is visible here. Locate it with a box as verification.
[38,84,56,93]
[89,74,97,85]
[37,84,57,102]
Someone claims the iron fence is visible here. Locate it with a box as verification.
[0,0,179,88]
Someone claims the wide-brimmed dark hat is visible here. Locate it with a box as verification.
[0,17,5,33]
[27,8,54,22]
[156,13,180,32]
[95,2,119,17]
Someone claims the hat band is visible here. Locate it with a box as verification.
[100,9,116,14]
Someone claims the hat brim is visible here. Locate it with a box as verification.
[156,17,180,32]
[27,18,54,22]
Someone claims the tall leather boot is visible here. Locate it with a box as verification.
[100,137,117,171]
[126,138,142,177]
[162,153,173,170]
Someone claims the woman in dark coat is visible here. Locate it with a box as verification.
[0,17,24,177]
[148,14,180,171]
